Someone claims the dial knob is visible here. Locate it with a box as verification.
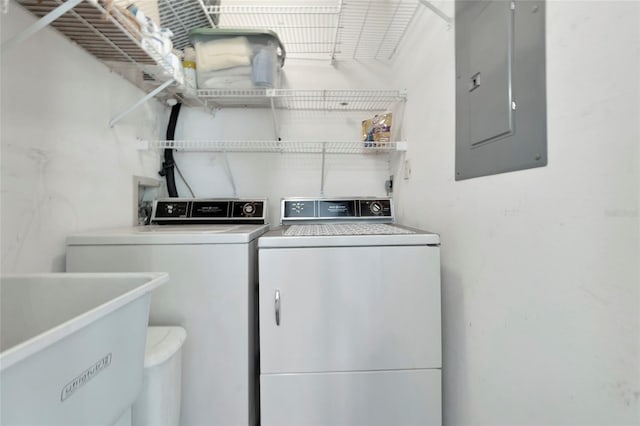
[370,201,383,215]
[242,203,256,216]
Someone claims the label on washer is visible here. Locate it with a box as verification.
[151,199,267,224]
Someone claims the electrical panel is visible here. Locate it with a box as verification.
[455,0,547,180]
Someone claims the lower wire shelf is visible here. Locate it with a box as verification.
[149,140,408,154]
[194,89,408,110]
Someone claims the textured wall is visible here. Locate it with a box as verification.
[1,3,164,272]
[392,1,639,424]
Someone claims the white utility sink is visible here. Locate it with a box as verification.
[0,272,168,426]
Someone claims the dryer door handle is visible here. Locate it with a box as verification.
[275,289,281,326]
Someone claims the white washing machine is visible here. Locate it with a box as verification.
[258,197,442,426]
[66,198,269,426]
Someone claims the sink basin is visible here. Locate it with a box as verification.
[0,272,168,426]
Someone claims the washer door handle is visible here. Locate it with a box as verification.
[275,289,281,326]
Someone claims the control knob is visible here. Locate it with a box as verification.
[242,202,256,216]
[370,201,383,215]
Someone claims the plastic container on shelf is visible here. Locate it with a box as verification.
[189,28,286,90]
[182,47,198,97]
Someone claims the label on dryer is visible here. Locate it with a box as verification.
[318,200,357,217]
[281,198,394,224]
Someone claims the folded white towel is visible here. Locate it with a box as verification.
[196,37,253,72]
[201,76,255,89]
[198,55,251,72]
[199,36,252,57]
[197,66,252,89]
[203,66,252,78]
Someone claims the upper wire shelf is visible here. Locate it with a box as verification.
[15,0,181,94]
[202,0,437,62]
[17,1,157,65]
[156,0,215,50]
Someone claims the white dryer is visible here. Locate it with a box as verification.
[258,197,442,426]
[66,198,269,426]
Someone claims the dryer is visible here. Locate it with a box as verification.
[66,198,269,426]
[258,197,442,426]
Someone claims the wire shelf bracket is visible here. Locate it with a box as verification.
[320,143,327,195]
[417,0,452,25]
[221,151,238,197]
[1,0,85,54]
[109,78,175,127]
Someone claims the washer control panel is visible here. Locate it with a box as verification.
[282,197,393,224]
[152,198,266,224]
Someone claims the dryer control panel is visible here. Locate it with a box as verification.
[151,198,267,224]
[281,197,393,224]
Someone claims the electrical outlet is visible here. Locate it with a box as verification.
[403,159,412,180]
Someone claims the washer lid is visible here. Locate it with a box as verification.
[144,327,187,368]
[66,224,270,245]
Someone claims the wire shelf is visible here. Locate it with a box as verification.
[150,140,407,154]
[18,0,154,64]
[336,0,422,61]
[202,0,424,61]
[17,0,179,86]
[196,89,407,110]
[204,0,340,58]
[157,0,215,51]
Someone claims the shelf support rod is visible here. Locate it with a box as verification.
[222,151,238,197]
[269,94,280,141]
[352,0,373,59]
[109,79,174,127]
[320,143,327,196]
[417,0,453,25]
[375,1,403,59]
[329,0,343,64]
[1,0,85,54]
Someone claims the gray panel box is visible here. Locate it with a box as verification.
[455,0,547,180]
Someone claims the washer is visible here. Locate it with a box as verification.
[66,198,269,426]
[258,197,442,426]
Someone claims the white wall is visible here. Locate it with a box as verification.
[171,59,399,222]
[1,3,165,273]
[392,1,639,424]
[2,1,638,423]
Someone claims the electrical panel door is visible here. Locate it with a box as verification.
[468,0,514,146]
[456,0,547,180]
